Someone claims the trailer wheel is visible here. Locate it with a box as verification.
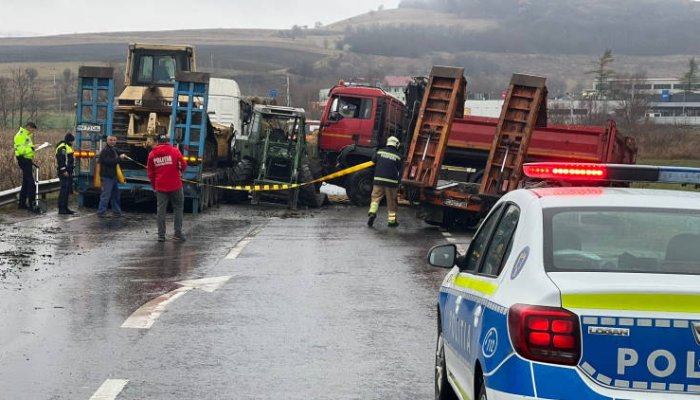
[346,169,374,206]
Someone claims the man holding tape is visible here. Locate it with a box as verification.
[147,134,187,242]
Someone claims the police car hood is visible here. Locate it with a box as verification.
[549,272,700,395]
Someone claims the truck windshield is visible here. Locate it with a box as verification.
[133,52,189,85]
[329,96,373,119]
[544,207,700,275]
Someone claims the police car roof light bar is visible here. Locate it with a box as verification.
[523,162,700,185]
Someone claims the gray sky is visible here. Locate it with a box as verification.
[2,0,401,37]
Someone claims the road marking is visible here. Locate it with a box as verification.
[226,238,253,260]
[121,276,231,329]
[442,232,453,237]
[90,379,128,400]
[226,225,265,259]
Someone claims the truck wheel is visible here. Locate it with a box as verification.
[299,163,326,208]
[346,169,374,206]
[224,159,255,203]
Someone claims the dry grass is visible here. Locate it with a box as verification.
[632,124,700,160]
[0,129,66,191]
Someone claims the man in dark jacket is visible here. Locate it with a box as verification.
[367,136,402,227]
[147,135,188,242]
[55,132,75,215]
[97,135,125,217]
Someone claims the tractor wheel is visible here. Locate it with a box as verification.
[299,163,326,208]
[345,169,374,206]
[223,159,255,203]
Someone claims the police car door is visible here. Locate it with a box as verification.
[443,204,520,396]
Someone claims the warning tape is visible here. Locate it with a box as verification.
[124,155,374,192]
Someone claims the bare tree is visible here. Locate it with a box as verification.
[25,68,40,123]
[679,57,699,116]
[60,68,75,113]
[585,49,616,120]
[0,77,9,128]
[586,49,616,99]
[610,71,651,128]
[11,68,30,127]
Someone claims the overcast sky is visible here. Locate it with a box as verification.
[1,0,401,37]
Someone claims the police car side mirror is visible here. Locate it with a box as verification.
[427,244,457,268]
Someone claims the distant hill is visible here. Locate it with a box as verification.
[387,0,700,56]
[0,3,696,112]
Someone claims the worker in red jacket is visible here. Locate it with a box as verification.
[147,135,188,242]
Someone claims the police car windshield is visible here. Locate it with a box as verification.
[544,207,700,275]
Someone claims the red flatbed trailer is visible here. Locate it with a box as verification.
[447,116,636,165]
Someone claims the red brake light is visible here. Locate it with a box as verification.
[523,163,607,181]
[508,304,581,365]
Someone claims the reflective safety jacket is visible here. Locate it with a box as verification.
[55,141,74,175]
[371,145,402,187]
[14,127,34,159]
[147,143,187,192]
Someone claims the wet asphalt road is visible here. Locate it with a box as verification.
[0,200,472,399]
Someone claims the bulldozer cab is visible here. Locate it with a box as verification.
[124,44,195,87]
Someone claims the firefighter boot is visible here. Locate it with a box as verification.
[367,213,376,227]
[368,201,380,227]
[388,211,399,228]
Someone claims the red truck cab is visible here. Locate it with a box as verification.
[317,83,406,205]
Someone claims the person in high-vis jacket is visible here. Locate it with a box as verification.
[14,122,37,210]
[55,132,75,215]
[368,136,403,227]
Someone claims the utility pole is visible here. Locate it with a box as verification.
[286,74,291,107]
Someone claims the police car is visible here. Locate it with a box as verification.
[428,163,700,400]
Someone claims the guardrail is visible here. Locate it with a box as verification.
[0,179,61,208]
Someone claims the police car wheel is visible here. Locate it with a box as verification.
[477,381,487,400]
[435,330,458,400]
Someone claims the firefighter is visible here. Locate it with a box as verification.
[55,132,75,215]
[13,122,37,210]
[367,136,402,227]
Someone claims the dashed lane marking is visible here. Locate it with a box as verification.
[226,238,253,260]
[89,379,128,400]
[226,225,265,260]
[121,276,231,329]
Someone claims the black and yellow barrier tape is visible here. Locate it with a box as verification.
[123,155,374,192]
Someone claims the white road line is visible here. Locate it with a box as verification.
[121,276,231,329]
[442,232,453,237]
[226,225,265,260]
[226,237,253,260]
[121,287,191,329]
[90,379,128,400]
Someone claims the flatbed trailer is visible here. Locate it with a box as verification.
[443,116,637,176]
[402,68,638,229]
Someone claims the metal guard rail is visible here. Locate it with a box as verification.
[0,179,61,208]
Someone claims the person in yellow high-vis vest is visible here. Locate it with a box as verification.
[367,136,403,228]
[13,122,37,210]
[55,133,75,215]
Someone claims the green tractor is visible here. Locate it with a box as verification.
[228,105,326,208]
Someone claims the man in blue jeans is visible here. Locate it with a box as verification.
[97,135,126,216]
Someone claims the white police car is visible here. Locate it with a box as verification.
[429,163,700,400]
